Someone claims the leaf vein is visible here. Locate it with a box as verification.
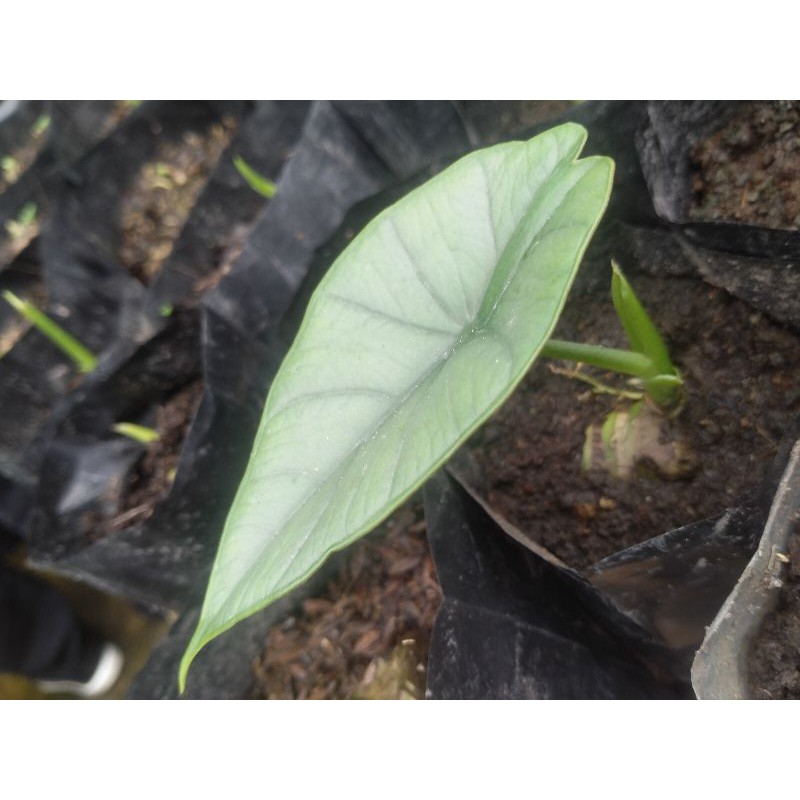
[328,293,456,338]
[386,217,464,327]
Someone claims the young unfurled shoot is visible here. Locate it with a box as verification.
[4,202,38,240]
[1,290,98,373]
[541,262,683,410]
[232,156,277,199]
[112,422,160,445]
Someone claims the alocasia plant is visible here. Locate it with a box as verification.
[180,122,615,688]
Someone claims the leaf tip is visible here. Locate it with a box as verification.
[178,614,239,694]
[178,639,200,695]
[610,259,631,300]
[178,622,217,695]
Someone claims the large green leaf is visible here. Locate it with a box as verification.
[180,123,613,687]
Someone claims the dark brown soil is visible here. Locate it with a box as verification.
[686,99,800,699]
[689,101,800,230]
[471,273,800,570]
[118,119,237,284]
[84,380,204,542]
[249,503,441,700]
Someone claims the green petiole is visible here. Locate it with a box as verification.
[1,290,98,373]
[542,263,684,410]
[542,339,654,378]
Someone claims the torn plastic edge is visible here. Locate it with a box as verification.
[691,437,800,699]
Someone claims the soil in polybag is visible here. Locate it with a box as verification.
[249,501,441,700]
[470,267,800,570]
[143,101,310,322]
[26,310,203,565]
[117,118,238,285]
[81,379,204,543]
[631,100,800,334]
[688,101,800,231]
[39,102,246,353]
[242,101,800,700]
[423,472,689,699]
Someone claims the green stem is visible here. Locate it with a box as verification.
[2,290,97,373]
[542,339,654,378]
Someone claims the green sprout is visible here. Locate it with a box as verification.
[32,114,51,137]
[1,290,97,373]
[1,156,20,184]
[112,422,160,444]
[541,261,683,409]
[15,201,38,227]
[4,201,38,240]
[232,156,277,199]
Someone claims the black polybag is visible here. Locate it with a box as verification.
[424,472,690,699]
[633,100,800,331]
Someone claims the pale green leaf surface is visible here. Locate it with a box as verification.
[181,123,613,686]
